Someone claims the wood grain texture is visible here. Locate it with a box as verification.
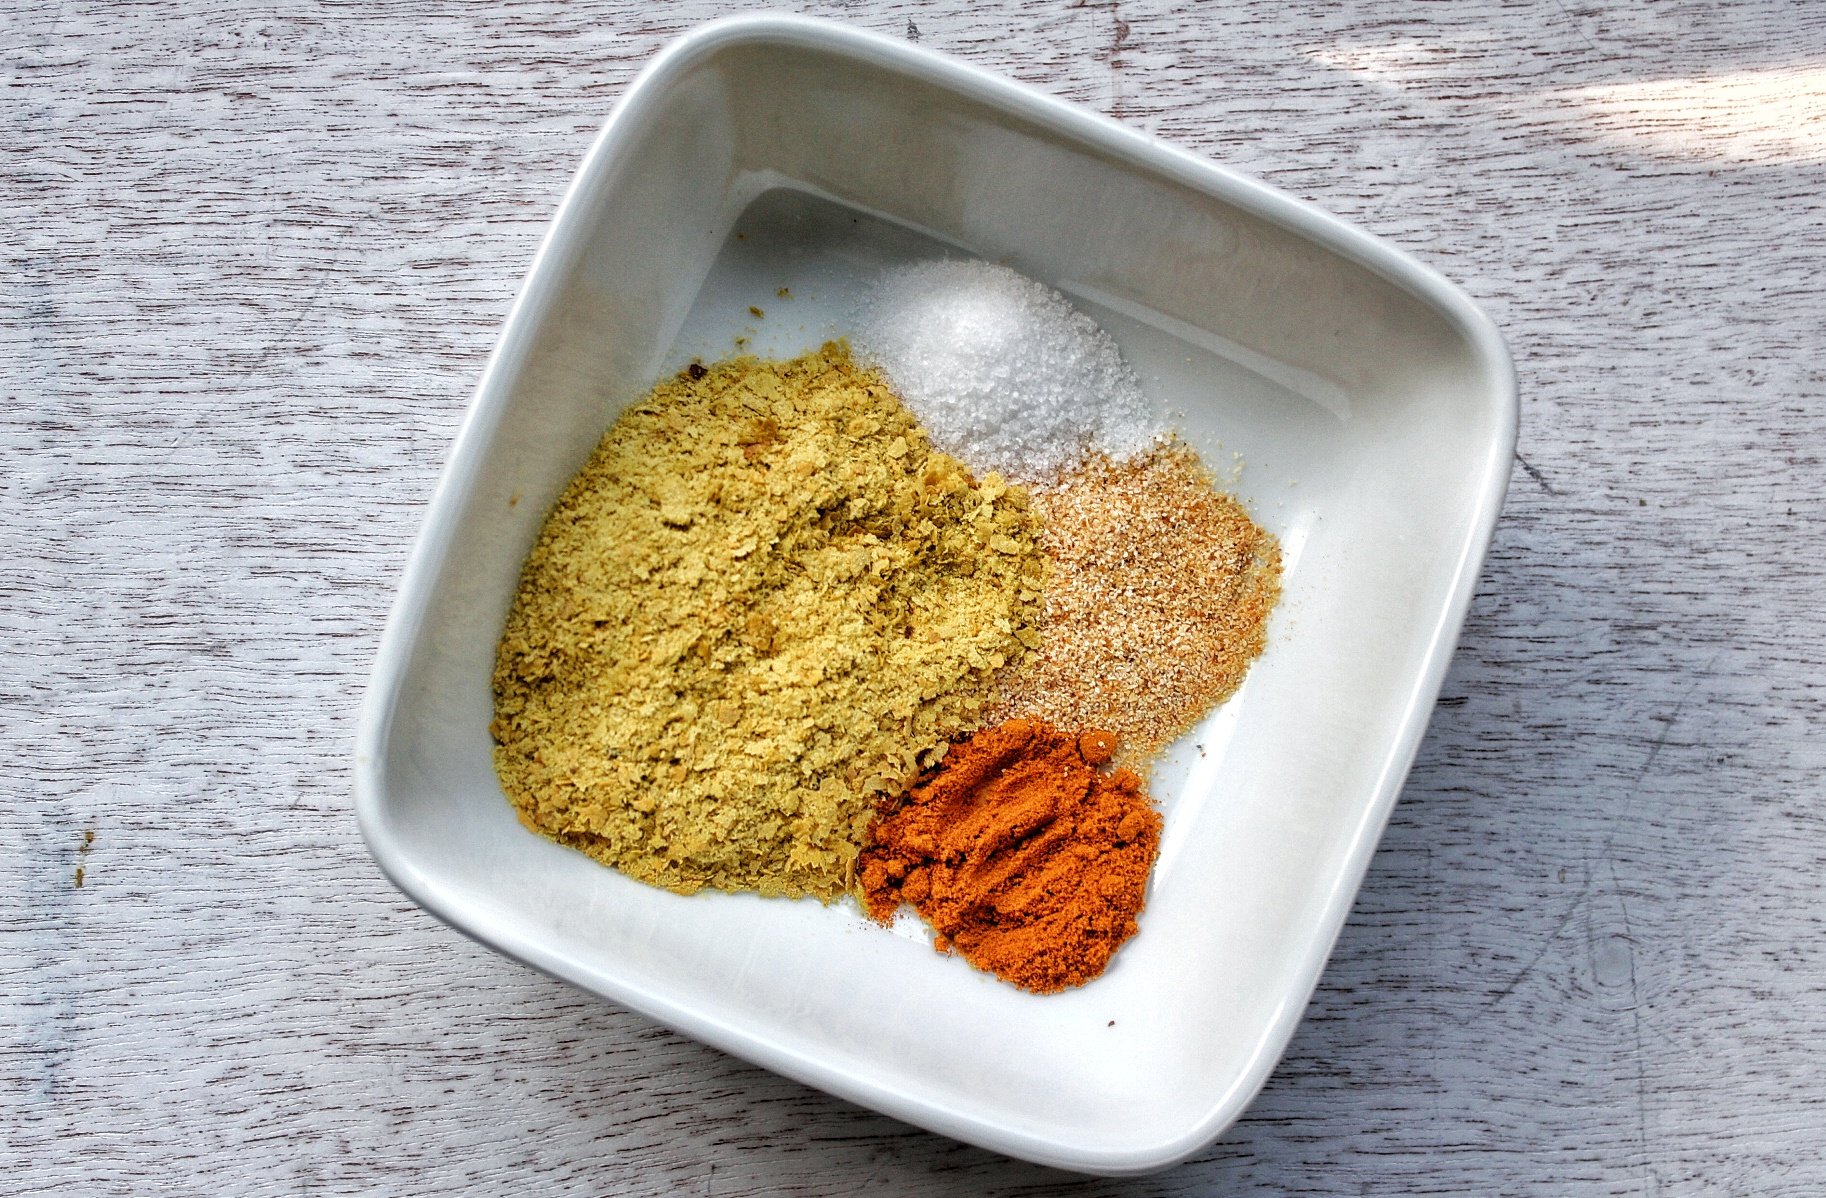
[4,1,1824,1193]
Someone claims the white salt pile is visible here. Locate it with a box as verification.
[852,260,1159,481]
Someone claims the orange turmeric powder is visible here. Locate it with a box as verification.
[858,719,1161,994]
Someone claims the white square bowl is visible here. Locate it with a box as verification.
[355,15,1515,1176]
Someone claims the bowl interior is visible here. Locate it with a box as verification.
[362,22,1510,1172]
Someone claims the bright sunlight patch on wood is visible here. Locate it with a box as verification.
[1311,43,1826,165]
[1561,69,1826,164]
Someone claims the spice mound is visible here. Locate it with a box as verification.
[491,345,1045,901]
[853,260,1161,481]
[859,718,1162,994]
[990,442,1282,766]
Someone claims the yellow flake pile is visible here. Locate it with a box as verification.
[490,344,1045,900]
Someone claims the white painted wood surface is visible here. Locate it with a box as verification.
[6,1,1824,1192]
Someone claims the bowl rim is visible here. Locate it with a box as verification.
[354,12,1518,1176]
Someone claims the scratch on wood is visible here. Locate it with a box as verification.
[1549,0,1604,54]
[1515,451,1559,495]
[1469,897,1585,1020]
[1472,659,1716,1022]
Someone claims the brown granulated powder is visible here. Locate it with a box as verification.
[988,442,1281,766]
[491,344,1045,901]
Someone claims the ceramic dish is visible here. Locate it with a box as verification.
[355,15,1516,1176]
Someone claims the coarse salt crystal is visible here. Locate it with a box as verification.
[852,260,1160,482]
